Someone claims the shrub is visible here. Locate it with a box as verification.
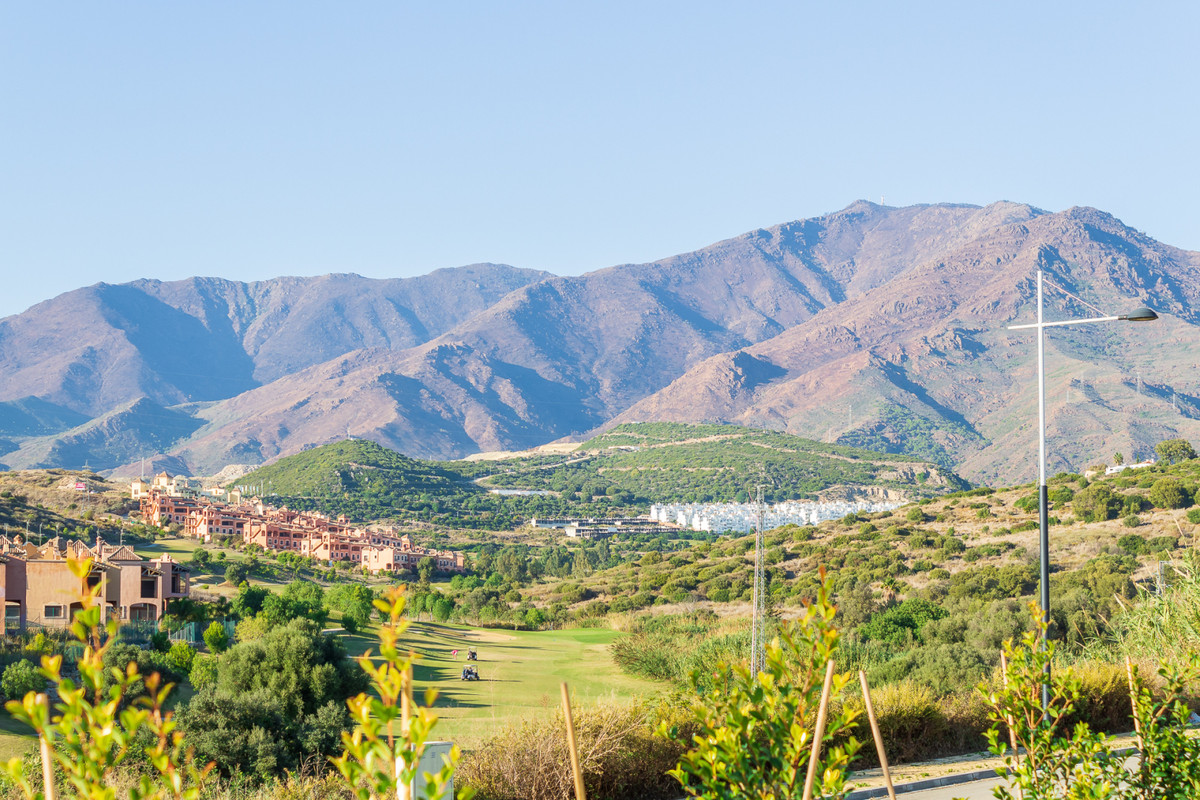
[167,641,198,676]
[179,617,367,777]
[1,660,45,700]
[1118,534,1147,555]
[1188,508,1200,524]
[660,572,861,799]
[1073,483,1121,522]
[982,606,1200,799]
[190,654,218,692]
[941,536,966,555]
[1149,477,1192,510]
[859,598,948,646]
[848,681,954,765]
[203,620,230,653]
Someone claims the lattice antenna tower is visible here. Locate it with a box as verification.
[749,484,767,676]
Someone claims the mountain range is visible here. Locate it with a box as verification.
[3,200,1198,486]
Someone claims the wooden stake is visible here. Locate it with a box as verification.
[858,670,896,800]
[802,660,836,800]
[36,694,55,800]
[1125,657,1143,750]
[561,682,587,800]
[1000,651,1018,751]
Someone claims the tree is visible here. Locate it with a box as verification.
[224,562,250,586]
[1113,451,1124,466]
[1156,438,1197,465]
[203,620,230,653]
[326,584,375,630]
[431,596,454,622]
[179,617,366,777]
[1072,483,1121,522]
[231,583,269,619]
[417,557,436,585]
[1149,477,1193,510]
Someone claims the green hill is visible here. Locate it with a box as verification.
[472,422,969,503]
[232,425,968,528]
[235,439,471,500]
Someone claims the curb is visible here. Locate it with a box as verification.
[844,767,999,799]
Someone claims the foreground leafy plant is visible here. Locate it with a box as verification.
[3,556,211,800]
[1125,656,1200,800]
[980,604,1200,800]
[332,585,460,800]
[660,570,861,799]
[979,607,1124,799]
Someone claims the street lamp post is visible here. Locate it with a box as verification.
[1008,269,1158,708]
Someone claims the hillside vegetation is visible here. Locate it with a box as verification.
[233,439,465,499]
[232,424,967,529]
[472,422,967,503]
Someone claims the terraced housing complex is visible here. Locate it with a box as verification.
[135,477,466,575]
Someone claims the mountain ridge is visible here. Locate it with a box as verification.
[3,201,1198,484]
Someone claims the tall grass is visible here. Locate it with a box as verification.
[609,614,748,683]
[1104,554,1200,664]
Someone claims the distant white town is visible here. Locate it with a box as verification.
[649,499,902,534]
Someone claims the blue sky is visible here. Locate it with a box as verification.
[2,2,1197,319]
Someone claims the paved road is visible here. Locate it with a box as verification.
[896,776,1002,799]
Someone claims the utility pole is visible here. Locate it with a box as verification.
[749,485,766,676]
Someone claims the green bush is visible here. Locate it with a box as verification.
[660,574,861,799]
[1148,477,1192,510]
[1073,483,1121,522]
[858,598,947,646]
[1118,534,1147,554]
[1188,508,1200,524]
[1,659,45,700]
[178,617,367,777]
[166,641,197,676]
[202,620,229,653]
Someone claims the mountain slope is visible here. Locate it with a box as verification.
[615,206,1200,484]
[0,265,550,415]
[165,202,1059,472]
[7,201,1200,483]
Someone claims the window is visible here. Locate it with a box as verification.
[44,605,63,619]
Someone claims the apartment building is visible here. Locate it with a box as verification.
[137,487,466,575]
[0,535,190,633]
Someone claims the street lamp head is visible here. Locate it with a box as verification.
[1119,306,1159,323]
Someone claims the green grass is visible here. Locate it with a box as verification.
[132,535,203,561]
[339,621,662,749]
[0,709,35,761]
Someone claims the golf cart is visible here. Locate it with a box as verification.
[461,665,480,681]
[466,648,477,661]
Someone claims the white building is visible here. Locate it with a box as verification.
[649,498,901,534]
